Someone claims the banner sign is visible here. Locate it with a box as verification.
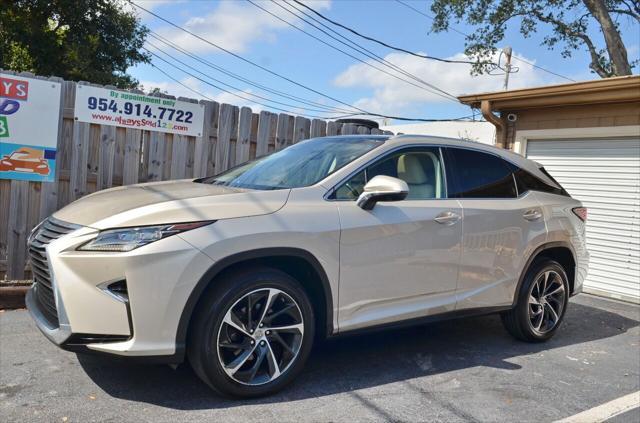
[74,85,204,137]
[0,73,61,182]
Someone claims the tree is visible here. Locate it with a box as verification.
[429,0,639,78]
[0,0,150,88]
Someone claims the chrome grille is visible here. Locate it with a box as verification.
[27,217,80,328]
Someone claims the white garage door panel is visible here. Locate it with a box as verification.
[527,137,640,303]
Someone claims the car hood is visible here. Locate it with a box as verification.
[53,179,290,229]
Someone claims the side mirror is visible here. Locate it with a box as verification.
[357,175,408,210]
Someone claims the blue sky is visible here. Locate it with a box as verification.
[129,0,640,124]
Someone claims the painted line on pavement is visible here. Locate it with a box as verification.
[555,391,640,423]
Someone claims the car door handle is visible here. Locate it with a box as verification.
[523,209,543,221]
[434,211,461,225]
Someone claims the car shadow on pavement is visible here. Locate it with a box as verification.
[77,299,638,410]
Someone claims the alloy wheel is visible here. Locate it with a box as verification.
[528,270,566,334]
[216,288,304,386]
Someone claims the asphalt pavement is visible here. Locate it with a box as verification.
[1,294,638,422]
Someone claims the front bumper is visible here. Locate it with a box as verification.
[25,219,215,361]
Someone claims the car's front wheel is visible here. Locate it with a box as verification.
[188,267,314,398]
[501,259,569,342]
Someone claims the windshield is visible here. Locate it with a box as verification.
[199,136,386,190]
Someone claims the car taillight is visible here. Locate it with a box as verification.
[572,207,587,222]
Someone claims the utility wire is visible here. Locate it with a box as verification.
[291,0,482,65]
[148,31,358,114]
[144,47,355,119]
[132,1,452,122]
[132,1,378,118]
[247,0,459,102]
[146,40,352,114]
[131,1,465,122]
[394,0,468,37]
[393,0,576,82]
[274,0,459,101]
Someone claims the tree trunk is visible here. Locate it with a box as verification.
[583,0,632,76]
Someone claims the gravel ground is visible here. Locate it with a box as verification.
[1,293,638,422]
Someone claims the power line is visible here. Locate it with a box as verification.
[146,40,352,114]
[132,1,386,118]
[274,0,459,101]
[144,48,355,119]
[291,0,482,65]
[393,0,576,82]
[148,31,359,114]
[130,1,464,122]
[247,0,459,103]
[394,0,468,37]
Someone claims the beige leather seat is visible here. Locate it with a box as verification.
[397,154,435,199]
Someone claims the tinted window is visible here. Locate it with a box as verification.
[512,166,569,196]
[332,148,445,200]
[445,148,517,198]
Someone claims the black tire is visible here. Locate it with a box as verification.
[501,259,569,342]
[187,266,315,398]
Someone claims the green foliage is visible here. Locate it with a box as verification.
[0,0,150,88]
[429,0,638,77]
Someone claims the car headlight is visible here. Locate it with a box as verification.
[77,221,213,252]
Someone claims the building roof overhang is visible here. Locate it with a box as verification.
[458,75,640,111]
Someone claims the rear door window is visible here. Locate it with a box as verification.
[444,147,517,198]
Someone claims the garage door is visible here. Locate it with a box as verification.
[526,137,640,303]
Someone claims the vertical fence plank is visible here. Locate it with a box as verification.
[207,102,220,176]
[293,116,311,144]
[194,100,216,178]
[69,121,90,201]
[327,121,340,136]
[97,125,116,190]
[256,111,272,157]
[0,179,10,272]
[56,81,76,209]
[275,113,292,151]
[342,123,358,135]
[310,119,327,138]
[122,129,141,185]
[228,106,239,167]
[236,106,253,164]
[147,131,166,181]
[215,103,235,173]
[6,181,28,279]
[249,113,259,160]
[170,135,189,180]
[139,131,151,183]
[267,113,278,152]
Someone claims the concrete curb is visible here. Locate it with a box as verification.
[0,282,31,310]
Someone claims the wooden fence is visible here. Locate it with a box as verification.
[0,71,392,280]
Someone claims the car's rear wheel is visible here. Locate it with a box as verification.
[188,267,314,398]
[501,259,569,342]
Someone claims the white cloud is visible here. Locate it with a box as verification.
[155,0,331,54]
[333,51,563,115]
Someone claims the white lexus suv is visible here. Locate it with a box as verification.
[26,135,589,397]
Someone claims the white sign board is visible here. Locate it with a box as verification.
[0,73,61,182]
[74,85,204,137]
